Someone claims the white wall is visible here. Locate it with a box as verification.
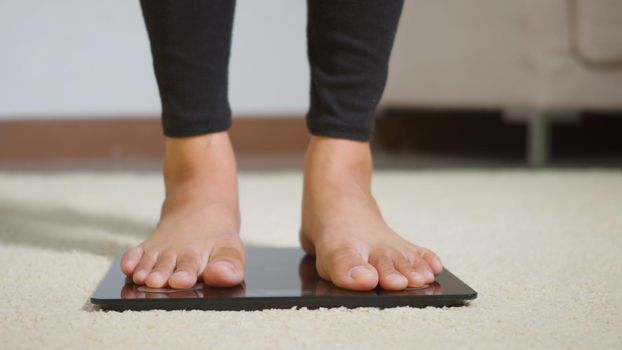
[0,0,310,120]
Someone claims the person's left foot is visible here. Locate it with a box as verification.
[300,136,443,291]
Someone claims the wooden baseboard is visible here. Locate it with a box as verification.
[3,110,621,167]
[0,116,310,162]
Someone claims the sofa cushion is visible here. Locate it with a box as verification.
[572,0,622,64]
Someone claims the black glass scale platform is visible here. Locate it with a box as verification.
[91,247,477,311]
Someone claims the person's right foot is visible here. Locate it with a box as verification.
[120,132,245,289]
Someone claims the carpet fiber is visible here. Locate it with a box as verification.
[1,170,621,349]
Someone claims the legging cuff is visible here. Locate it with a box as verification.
[162,114,232,138]
[306,119,373,142]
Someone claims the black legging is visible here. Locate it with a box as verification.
[140,0,404,141]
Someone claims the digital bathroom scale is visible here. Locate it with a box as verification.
[91,247,477,311]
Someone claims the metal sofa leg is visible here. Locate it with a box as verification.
[527,110,549,166]
[503,109,581,167]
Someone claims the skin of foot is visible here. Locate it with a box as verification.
[120,132,245,289]
[300,136,443,291]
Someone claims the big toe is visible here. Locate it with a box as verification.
[202,240,245,287]
[319,246,378,291]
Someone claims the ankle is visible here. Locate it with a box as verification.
[304,136,373,192]
[163,132,236,187]
[160,132,238,211]
[305,135,372,167]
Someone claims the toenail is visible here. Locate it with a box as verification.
[349,266,373,280]
[212,261,237,274]
[387,273,406,284]
[174,271,189,278]
[410,272,423,282]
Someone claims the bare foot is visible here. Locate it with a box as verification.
[300,136,443,291]
[120,132,245,289]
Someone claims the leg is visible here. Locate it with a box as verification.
[121,0,245,289]
[141,0,234,137]
[301,0,443,291]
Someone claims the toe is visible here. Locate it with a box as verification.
[408,257,436,286]
[121,246,144,276]
[203,239,245,287]
[420,248,443,275]
[418,259,436,283]
[372,255,408,291]
[396,255,429,287]
[319,246,378,291]
[145,252,177,288]
[132,251,158,285]
[169,249,202,289]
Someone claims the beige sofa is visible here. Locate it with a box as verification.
[382,0,622,165]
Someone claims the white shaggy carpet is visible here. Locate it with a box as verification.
[1,170,621,349]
